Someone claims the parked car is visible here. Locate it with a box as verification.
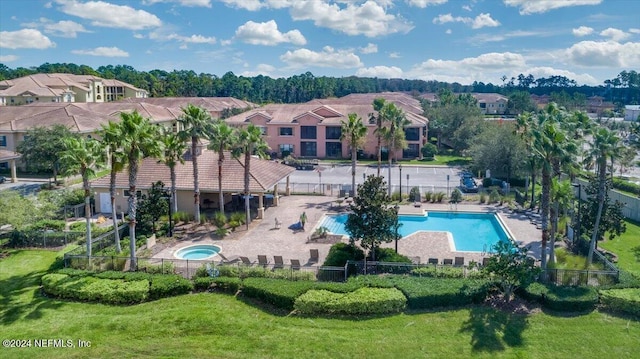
[460,177,478,193]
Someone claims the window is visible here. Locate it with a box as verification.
[404,128,419,141]
[403,144,420,159]
[97,86,101,93]
[300,126,317,139]
[300,142,317,157]
[479,103,486,109]
[279,144,294,156]
[0,135,6,147]
[257,126,267,135]
[325,142,342,158]
[279,127,293,136]
[124,190,142,197]
[325,126,341,140]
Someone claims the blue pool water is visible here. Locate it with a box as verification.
[174,244,221,260]
[318,212,510,252]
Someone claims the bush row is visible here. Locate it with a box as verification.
[295,288,406,315]
[391,277,491,309]
[193,264,315,281]
[42,273,149,304]
[193,277,242,294]
[520,282,599,312]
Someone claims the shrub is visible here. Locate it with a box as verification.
[138,260,175,275]
[408,187,420,202]
[323,243,365,267]
[435,192,445,203]
[294,287,406,315]
[411,266,465,278]
[599,288,640,318]
[148,274,193,300]
[55,268,95,277]
[241,278,317,310]
[347,275,397,288]
[41,273,149,304]
[520,282,598,312]
[423,192,432,202]
[421,143,437,160]
[68,221,98,233]
[211,211,227,228]
[393,277,491,309]
[489,189,501,204]
[479,191,487,204]
[193,277,241,294]
[28,219,66,231]
[612,178,640,196]
[375,248,412,263]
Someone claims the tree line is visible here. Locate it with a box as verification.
[0,63,637,105]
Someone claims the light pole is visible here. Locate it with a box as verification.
[446,174,450,197]
[571,182,581,251]
[406,173,410,196]
[318,169,322,194]
[394,204,400,253]
[399,164,403,200]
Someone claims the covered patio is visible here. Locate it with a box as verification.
[0,149,21,183]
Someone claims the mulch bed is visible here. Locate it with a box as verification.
[483,293,541,315]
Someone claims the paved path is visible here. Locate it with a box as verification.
[153,195,542,267]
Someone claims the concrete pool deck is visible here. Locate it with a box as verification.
[153,195,542,267]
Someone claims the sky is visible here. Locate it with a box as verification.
[0,0,638,86]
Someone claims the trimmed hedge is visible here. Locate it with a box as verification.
[149,274,193,300]
[42,273,149,304]
[599,288,640,318]
[194,265,316,281]
[241,278,317,310]
[295,287,406,315]
[520,283,599,312]
[392,277,491,309]
[411,266,465,278]
[193,277,241,294]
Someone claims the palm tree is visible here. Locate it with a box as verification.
[380,103,409,196]
[120,111,162,270]
[99,121,125,253]
[548,178,574,266]
[208,120,237,213]
[235,124,269,230]
[583,126,622,265]
[371,98,386,176]
[60,137,105,259]
[159,128,186,214]
[340,113,367,197]
[178,104,212,224]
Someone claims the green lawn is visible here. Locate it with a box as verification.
[1,250,639,359]
[600,219,640,276]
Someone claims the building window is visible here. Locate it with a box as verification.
[300,126,317,139]
[97,86,101,93]
[403,144,420,159]
[279,144,294,156]
[325,142,342,158]
[279,127,293,136]
[404,128,420,141]
[0,135,6,147]
[257,126,267,135]
[479,103,486,109]
[300,142,317,157]
[325,126,341,140]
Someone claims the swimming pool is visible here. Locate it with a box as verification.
[318,211,510,252]
[174,244,221,260]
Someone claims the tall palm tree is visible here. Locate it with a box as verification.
[340,113,367,197]
[235,124,269,230]
[178,104,212,224]
[60,137,105,259]
[381,103,409,196]
[515,112,540,209]
[208,120,237,213]
[120,111,162,270]
[584,126,622,265]
[159,128,186,214]
[548,178,574,266]
[371,98,386,176]
[99,121,125,253]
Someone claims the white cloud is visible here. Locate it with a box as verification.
[218,0,266,11]
[55,0,161,30]
[235,20,306,46]
[143,0,211,7]
[462,5,471,11]
[389,52,400,58]
[629,28,640,34]
[445,29,452,34]
[0,29,55,49]
[360,43,378,54]
[0,55,19,62]
[280,46,362,68]
[407,0,448,8]
[469,30,552,44]
[71,46,129,57]
[566,40,640,68]
[289,0,414,37]
[433,13,500,29]
[572,26,593,37]
[240,63,277,77]
[133,33,145,39]
[170,34,217,44]
[599,28,630,42]
[503,0,602,15]
[23,18,90,38]
[356,65,403,78]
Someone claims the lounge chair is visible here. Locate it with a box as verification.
[240,256,254,266]
[290,259,301,270]
[309,249,319,263]
[454,257,464,266]
[427,258,438,265]
[273,255,284,269]
[443,258,453,265]
[257,255,269,267]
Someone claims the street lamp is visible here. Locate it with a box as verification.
[571,182,582,250]
[318,170,322,194]
[399,164,403,200]
[446,174,450,197]
[406,173,410,195]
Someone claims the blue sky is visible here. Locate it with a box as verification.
[0,0,638,85]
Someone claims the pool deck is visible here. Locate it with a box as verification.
[153,195,542,267]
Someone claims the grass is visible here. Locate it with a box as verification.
[1,249,640,358]
[551,248,604,270]
[600,219,640,276]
